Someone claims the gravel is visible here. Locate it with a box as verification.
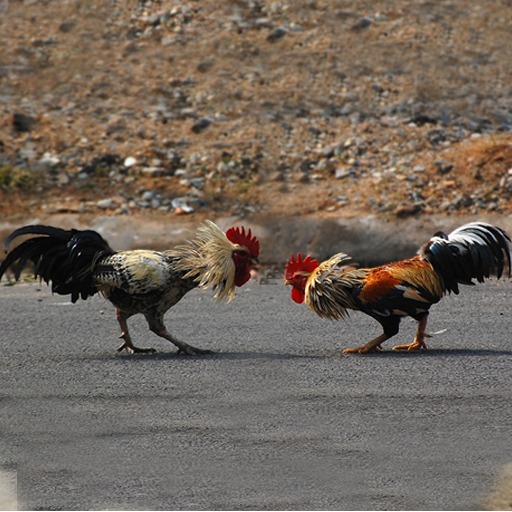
[0,1,511,221]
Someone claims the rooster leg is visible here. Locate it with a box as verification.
[152,328,214,356]
[343,316,400,354]
[116,308,156,354]
[146,315,214,356]
[342,333,390,354]
[392,314,429,351]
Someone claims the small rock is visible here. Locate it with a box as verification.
[434,161,454,175]
[351,17,372,31]
[188,177,205,189]
[380,116,400,127]
[142,190,158,202]
[197,60,214,73]
[335,168,352,180]
[97,198,117,210]
[394,204,422,218]
[267,27,287,43]
[124,156,137,167]
[56,172,69,186]
[410,113,438,126]
[59,20,76,33]
[314,145,336,158]
[216,162,229,173]
[172,197,195,214]
[39,152,61,167]
[142,167,168,177]
[427,129,447,145]
[191,117,212,133]
[295,172,309,184]
[17,146,37,160]
[268,171,285,182]
[12,113,36,133]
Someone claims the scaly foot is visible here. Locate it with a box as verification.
[176,344,214,356]
[117,341,156,354]
[342,344,383,354]
[394,315,430,351]
[342,333,388,354]
[392,339,427,351]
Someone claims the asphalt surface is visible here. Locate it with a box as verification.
[0,278,511,510]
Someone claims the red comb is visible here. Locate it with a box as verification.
[285,253,319,279]
[226,226,260,258]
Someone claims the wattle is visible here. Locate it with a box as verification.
[234,264,251,287]
[291,287,305,304]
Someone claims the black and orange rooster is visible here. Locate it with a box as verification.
[285,222,510,353]
[0,220,259,355]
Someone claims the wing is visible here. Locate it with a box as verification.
[355,258,443,320]
[93,250,178,295]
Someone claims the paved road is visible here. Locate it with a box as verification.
[0,279,511,510]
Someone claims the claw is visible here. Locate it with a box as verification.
[392,339,428,351]
[392,314,430,351]
[342,345,382,354]
[117,341,156,354]
[176,345,214,356]
[342,333,389,354]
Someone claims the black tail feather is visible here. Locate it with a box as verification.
[2,224,72,252]
[0,225,116,302]
[420,222,511,294]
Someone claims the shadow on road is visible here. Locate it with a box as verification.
[73,346,512,364]
[77,349,327,363]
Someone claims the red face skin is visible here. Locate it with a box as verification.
[226,226,259,287]
[286,273,309,303]
[285,254,319,304]
[231,249,255,287]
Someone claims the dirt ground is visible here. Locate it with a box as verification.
[1,0,512,223]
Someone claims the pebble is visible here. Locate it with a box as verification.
[351,17,373,31]
[124,157,137,168]
[335,168,352,180]
[142,167,168,177]
[97,198,117,210]
[172,197,195,214]
[267,27,287,43]
[38,153,61,168]
[191,117,212,133]
[12,112,36,133]
[141,190,158,202]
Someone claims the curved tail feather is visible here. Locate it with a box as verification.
[419,222,511,294]
[0,225,115,302]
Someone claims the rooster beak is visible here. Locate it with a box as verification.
[284,279,292,286]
